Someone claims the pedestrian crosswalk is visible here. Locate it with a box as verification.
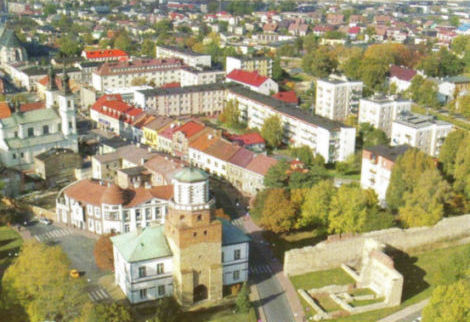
[249,264,272,275]
[88,287,111,302]
[231,218,245,227]
[33,228,75,242]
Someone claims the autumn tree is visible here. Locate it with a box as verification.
[328,184,380,234]
[141,39,156,57]
[113,30,132,52]
[422,279,470,322]
[299,180,336,229]
[131,77,147,86]
[58,35,81,57]
[261,115,283,148]
[218,99,241,128]
[398,168,452,227]
[386,149,435,212]
[260,189,296,233]
[439,130,467,176]
[1,241,88,322]
[78,303,132,322]
[264,160,289,188]
[418,47,464,77]
[453,134,470,199]
[94,233,115,271]
[302,46,338,78]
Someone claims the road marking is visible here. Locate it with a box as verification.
[88,288,110,302]
[34,235,40,241]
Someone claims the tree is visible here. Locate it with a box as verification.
[450,15,460,27]
[302,46,338,78]
[418,48,464,77]
[453,135,470,199]
[82,33,94,45]
[288,168,327,190]
[406,75,440,108]
[359,58,388,91]
[94,233,115,271]
[260,189,296,233]
[386,149,435,212]
[218,99,240,128]
[272,57,285,81]
[113,31,132,52]
[235,283,251,313]
[358,123,389,149]
[341,49,363,80]
[422,279,470,322]
[261,115,283,148]
[78,303,132,322]
[328,184,380,234]
[1,241,88,322]
[264,160,289,188]
[454,95,470,118]
[58,36,81,57]
[131,77,147,86]
[299,180,336,229]
[141,39,156,57]
[152,297,181,322]
[451,35,470,55]
[290,146,314,167]
[439,130,467,176]
[398,168,452,227]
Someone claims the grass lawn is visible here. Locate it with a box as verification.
[349,288,375,296]
[180,306,257,322]
[315,295,341,313]
[349,298,384,307]
[262,230,325,262]
[326,169,361,181]
[0,226,23,272]
[290,268,355,291]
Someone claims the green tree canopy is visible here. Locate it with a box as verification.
[113,31,132,52]
[299,180,336,229]
[328,184,380,234]
[261,115,283,148]
[78,303,132,322]
[1,241,88,322]
[141,39,156,57]
[235,283,251,313]
[422,279,470,322]
[58,36,81,57]
[264,160,290,189]
[302,46,338,78]
[439,130,467,176]
[453,134,470,199]
[218,99,241,129]
[358,123,389,149]
[386,149,435,212]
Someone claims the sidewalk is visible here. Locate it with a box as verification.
[377,299,429,322]
[243,217,305,322]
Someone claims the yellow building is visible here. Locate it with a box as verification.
[142,116,174,149]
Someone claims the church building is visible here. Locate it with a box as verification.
[111,168,250,305]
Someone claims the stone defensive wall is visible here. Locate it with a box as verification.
[284,214,470,276]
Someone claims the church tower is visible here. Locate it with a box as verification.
[45,65,58,109]
[57,69,76,137]
[165,168,223,306]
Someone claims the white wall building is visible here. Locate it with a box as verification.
[358,96,412,136]
[226,69,278,96]
[391,113,452,157]
[360,145,409,205]
[315,77,363,122]
[156,45,211,68]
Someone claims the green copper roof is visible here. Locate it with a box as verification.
[219,218,251,246]
[111,226,172,263]
[0,29,23,48]
[6,133,66,149]
[0,109,60,128]
[173,167,208,183]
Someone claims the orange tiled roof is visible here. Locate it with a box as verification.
[0,102,11,119]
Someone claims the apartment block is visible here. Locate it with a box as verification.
[226,56,273,77]
[358,96,412,136]
[227,86,355,163]
[91,58,183,91]
[315,77,363,121]
[180,66,225,87]
[134,83,227,116]
[391,113,452,157]
[360,145,409,204]
[156,45,211,68]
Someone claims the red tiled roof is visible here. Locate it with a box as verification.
[348,26,361,34]
[175,121,205,138]
[92,94,144,124]
[0,102,11,119]
[20,101,45,112]
[390,65,417,82]
[204,138,240,161]
[245,154,278,176]
[95,58,183,76]
[272,91,298,104]
[84,49,128,59]
[162,82,180,88]
[228,147,254,168]
[229,133,265,146]
[226,69,269,87]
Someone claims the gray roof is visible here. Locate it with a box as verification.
[229,86,349,131]
[220,218,251,246]
[364,145,410,162]
[137,83,227,97]
[394,113,452,129]
[35,148,76,161]
[0,108,60,128]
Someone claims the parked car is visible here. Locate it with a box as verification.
[39,217,52,225]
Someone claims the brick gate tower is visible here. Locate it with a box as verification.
[164,168,223,305]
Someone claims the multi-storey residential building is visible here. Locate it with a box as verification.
[227,86,355,163]
[180,66,225,87]
[358,96,412,136]
[156,45,211,68]
[142,116,174,149]
[56,179,172,234]
[134,83,227,116]
[226,56,273,77]
[0,74,78,170]
[391,114,452,157]
[81,49,129,62]
[226,69,278,95]
[360,145,409,205]
[315,77,363,121]
[91,58,184,91]
[111,168,250,304]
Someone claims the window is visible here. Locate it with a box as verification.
[58,123,61,132]
[27,128,34,137]
[138,266,146,278]
[139,288,147,299]
[157,263,164,275]
[158,285,165,296]
[145,208,151,220]
[193,232,197,237]
[234,249,241,260]
[12,153,16,159]
[20,152,24,159]
[197,214,202,221]
[136,209,141,220]
[222,252,224,263]
[123,210,129,221]
[233,270,240,280]
[124,224,130,232]
[43,125,49,135]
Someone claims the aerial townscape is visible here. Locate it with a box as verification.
[0,0,470,321]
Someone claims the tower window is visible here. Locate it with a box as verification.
[197,214,202,221]
[203,230,207,236]
[180,215,184,220]
[193,232,197,237]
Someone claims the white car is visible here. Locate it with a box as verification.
[39,217,52,225]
